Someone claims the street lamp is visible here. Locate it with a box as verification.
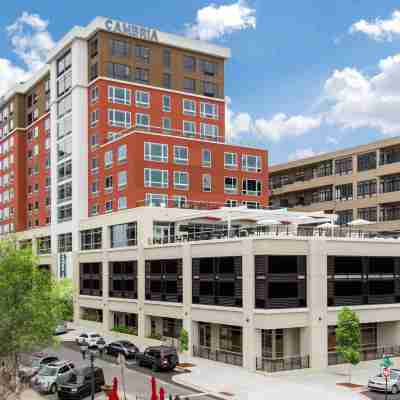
[79,339,105,400]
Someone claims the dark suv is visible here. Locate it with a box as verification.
[136,346,178,371]
[106,340,139,360]
[57,366,105,399]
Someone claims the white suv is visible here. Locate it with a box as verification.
[75,332,104,348]
[32,360,75,394]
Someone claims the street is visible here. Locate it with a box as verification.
[363,390,400,400]
[35,342,215,400]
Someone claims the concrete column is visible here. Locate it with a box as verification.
[307,240,328,369]
[72,253,80,324]
[300,327,309,357]
[137,242,146,338]
[376,149,381,167]
[191,321,199,349]
[255,329,263,367]
[102,256,110,332]
[284,328,300,357]
[242,238,256,370]
[182,243,193,355]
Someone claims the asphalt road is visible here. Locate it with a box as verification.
[37,342,214,400]
[362,389,400,400]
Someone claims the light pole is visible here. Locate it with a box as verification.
[79,340,97,400]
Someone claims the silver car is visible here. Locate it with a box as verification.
[368,370,400,394]
[32,360,75,394]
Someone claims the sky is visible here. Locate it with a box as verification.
[1,1,400,164]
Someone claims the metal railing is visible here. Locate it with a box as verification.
[149,224,394,246]
[328,345,400,365]
[193,345,243,366]
[256,355,310,372]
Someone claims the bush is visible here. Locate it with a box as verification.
[111,325,138,336]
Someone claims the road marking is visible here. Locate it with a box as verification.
[181,393,212,399]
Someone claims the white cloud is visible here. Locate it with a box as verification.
[288,148,324,161]
[350,10,400,41]
[326,136,339,145]
[323,53,400,135]
[185,0,256,41]
[0,12,54,97]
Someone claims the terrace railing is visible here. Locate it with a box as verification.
[328,345,400,365]
[256,355,310,372]
[193,345,243,366]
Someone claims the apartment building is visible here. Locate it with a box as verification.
[25,205,400,372]
[0,16,268,277]
[269,137,400,231]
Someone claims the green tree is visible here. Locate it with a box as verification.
[57,278,74,322]
[179,328,189,354]
[0,238,63,399]
[336,307,361,383]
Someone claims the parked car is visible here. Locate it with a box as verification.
[54,321,68,335]
[368,369,400,394]
[32,360,75,394]
[19,353,59,381]
[136,346,179,371]
[106,340,139,360]
[57,366,105,400]
[75,332,104,348]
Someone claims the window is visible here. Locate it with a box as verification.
[144,168,168,188]
[91,133,99,147]
[162,117,172,133]
[183,99,196,116]
[224,152,237,169]
[162,95,171,112]
[58,203,72,222]
[57,182,72,203]
[136,113,150,129]
[118,144,127,162]
[357,179,377,198]
[183,78,196,93]
[183,121,196,137]
[202,149,212,167]
[105,176,113,192]
[91,204,99,216]
[108,109,131,128]
[200,102,218,119]
[224,177,237,194]
[337,210,353,225]
[108,86,131,105]
[58,233,72,252]
[57,71,72,97]
[358,152,377,172]
[174,146,188,164]
[118,197,127,210]
[335,157,353,176]
[202,174,212,192]
[145,193,168,207]
[58,160,72,181]
[110,222,137,248]
[90,86,99,103]
[110,39,129,57]
[335,183,353,201]
[105,200,113,213]
[174,171,189,190]
[184,55,196,72]
[135,45,150,63]
[202,81,218,97]
[242,179,261,196]
[173,196,186,208]
[135,91,150,108]
[163,73,171,89]
[57,50,72,76]
[57,94,72,118]
[104,150,113,167]
[358,207,377,222]
[89,37,98,57]
[199,59,218,76]
[163,49,171,69]
[90,63,98,81]
[134,68,149,83]
[107,62,131,81]
[91,180,98,194]
[144,142,168,162]
[57,137,72,161]
[225,199,238,207]
[90,110,99,127]
[37,236,51,255]
[81,228,102,251]
[200,123,219,140]
[242,154,261,172]
[91,158,98,171]
[118,171,127,188]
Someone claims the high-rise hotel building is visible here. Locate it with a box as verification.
[0,16,268,275]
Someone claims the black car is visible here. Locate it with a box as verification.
[57,366,105,400]
[106,340,139,360]
[136,346,179,371]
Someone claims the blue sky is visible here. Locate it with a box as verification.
[1,1,400,164]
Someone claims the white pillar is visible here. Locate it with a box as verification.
[137,242,146,338]
[242,238,256,371]
[308,240,328,369]
[182,243,193,355]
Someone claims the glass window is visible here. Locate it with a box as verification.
[200,123,219,140]
[224,152,237,169]
[108,109,131,128]
[108,86,131,105]
[110,39,129,57]
[199,59,218,76]
[183,121,196,137]
[107,63,131,81]
[118,197,127,210]
[174,146,188,164]
[57,182,72,203]
[110,223,137,248]
[118,171,127,188]
[173,196,186,208]
[104,175,113,191]
[183,78,196,93]
[200,102,218,119]
[57,204,72,222]
[202,149,212,167]
[224,177,237,194]
[57,137,72,161]
[242,179,261,196]
[162,95,171,112]
[144,168,168,188]
[135,45,150,63]
[242,154,261,172]
[118,144,127,162]
[174,171,189,190]
[144,142,168,162]
[162,117,172,133]
[183,99,196,116]
[183,55,196,72]
[202,174,211,192]
[81,228,102,251]
[145,193,168,207]
[134,68,149,83]
[202,81,218,97]
[163,49,171,68]
[163,73,171,89]
[135,91,150,108]
[136,113,150,129]
[58,233,72,252]
[104,150,113,167]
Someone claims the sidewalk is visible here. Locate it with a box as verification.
[172,356,383,400]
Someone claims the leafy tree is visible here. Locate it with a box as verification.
[336,307,361,383]
[0,238,63,399]
[57,278,74,322]
[179,328,189,353]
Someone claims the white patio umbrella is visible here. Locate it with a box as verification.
[256,219,282,225]
[347,219,372,226]
[317,222,338,228]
